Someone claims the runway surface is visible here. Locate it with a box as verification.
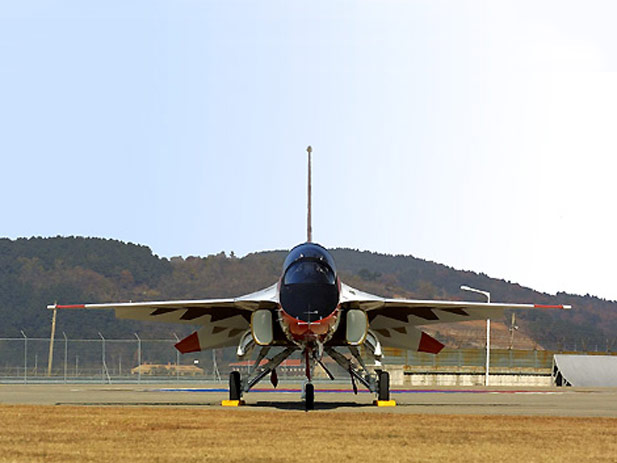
[2,382,617,416]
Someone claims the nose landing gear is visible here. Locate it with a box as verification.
[304,382,315,411]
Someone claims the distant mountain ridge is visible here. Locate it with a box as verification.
[0,237,614,351]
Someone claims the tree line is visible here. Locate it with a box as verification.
[0,237,614,350]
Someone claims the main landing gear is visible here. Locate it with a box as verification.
[229,371,242,401]
[226,346,298,405]
[228,369,317,411]
[229,367,390,407]
[324,346,392,404]
[225,342,392,408]
[377,370,390,402]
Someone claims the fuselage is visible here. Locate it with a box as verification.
[278,242,340,345]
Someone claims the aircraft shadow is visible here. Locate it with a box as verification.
[250,401,372,411]
[248,401,519,410]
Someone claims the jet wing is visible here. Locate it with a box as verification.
[47,283,280,351]
[339,283,571,353]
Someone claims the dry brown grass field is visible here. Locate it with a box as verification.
[1,405,616,462]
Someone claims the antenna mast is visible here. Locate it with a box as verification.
[306,145,312,243]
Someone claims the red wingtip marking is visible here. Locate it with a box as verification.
[418,332,445,354]
[175,332,201,353]
[534,304,565,309]
[56,304,86,309]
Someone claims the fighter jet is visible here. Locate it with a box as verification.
[48,147,571,409]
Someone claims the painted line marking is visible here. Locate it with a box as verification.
[150,388,563,395]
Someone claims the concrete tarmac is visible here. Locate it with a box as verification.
[2,383,617,417]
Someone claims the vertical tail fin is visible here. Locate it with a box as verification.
[307,145,312,243]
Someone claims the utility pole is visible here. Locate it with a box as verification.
[307,145,312,243]
[47,307,57,376]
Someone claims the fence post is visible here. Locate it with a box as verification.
[63,332,68,383]
[99,332,111,384]
[21,330,27,384]
[134,333,141,384]
[213,349,222,382]
[173,333,180,381]
[99,332,105,382]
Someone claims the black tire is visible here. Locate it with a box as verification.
[305,383,314,411]
[377,371,390,401]
[229,371,242,401]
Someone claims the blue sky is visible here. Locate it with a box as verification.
[2,1,617,300]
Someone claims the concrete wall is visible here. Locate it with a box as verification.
[382,365,552,387]
[402,373,552,387]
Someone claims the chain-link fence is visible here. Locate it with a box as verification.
[0,333,229,383]
[3,333,614,384]
[385,347,556,370]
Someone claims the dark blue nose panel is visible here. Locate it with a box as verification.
[280,281,339,322]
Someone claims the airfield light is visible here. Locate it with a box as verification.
[460,285,491,386]
[460,285,491,302]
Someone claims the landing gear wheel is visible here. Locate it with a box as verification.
[229,371,242,401]
[377,371,390,402]
[304,383,315,411]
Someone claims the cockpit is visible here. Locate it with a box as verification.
[282,242,337,276]
[283,259,336,285]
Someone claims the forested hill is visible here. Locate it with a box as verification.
[1,237,615,350]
